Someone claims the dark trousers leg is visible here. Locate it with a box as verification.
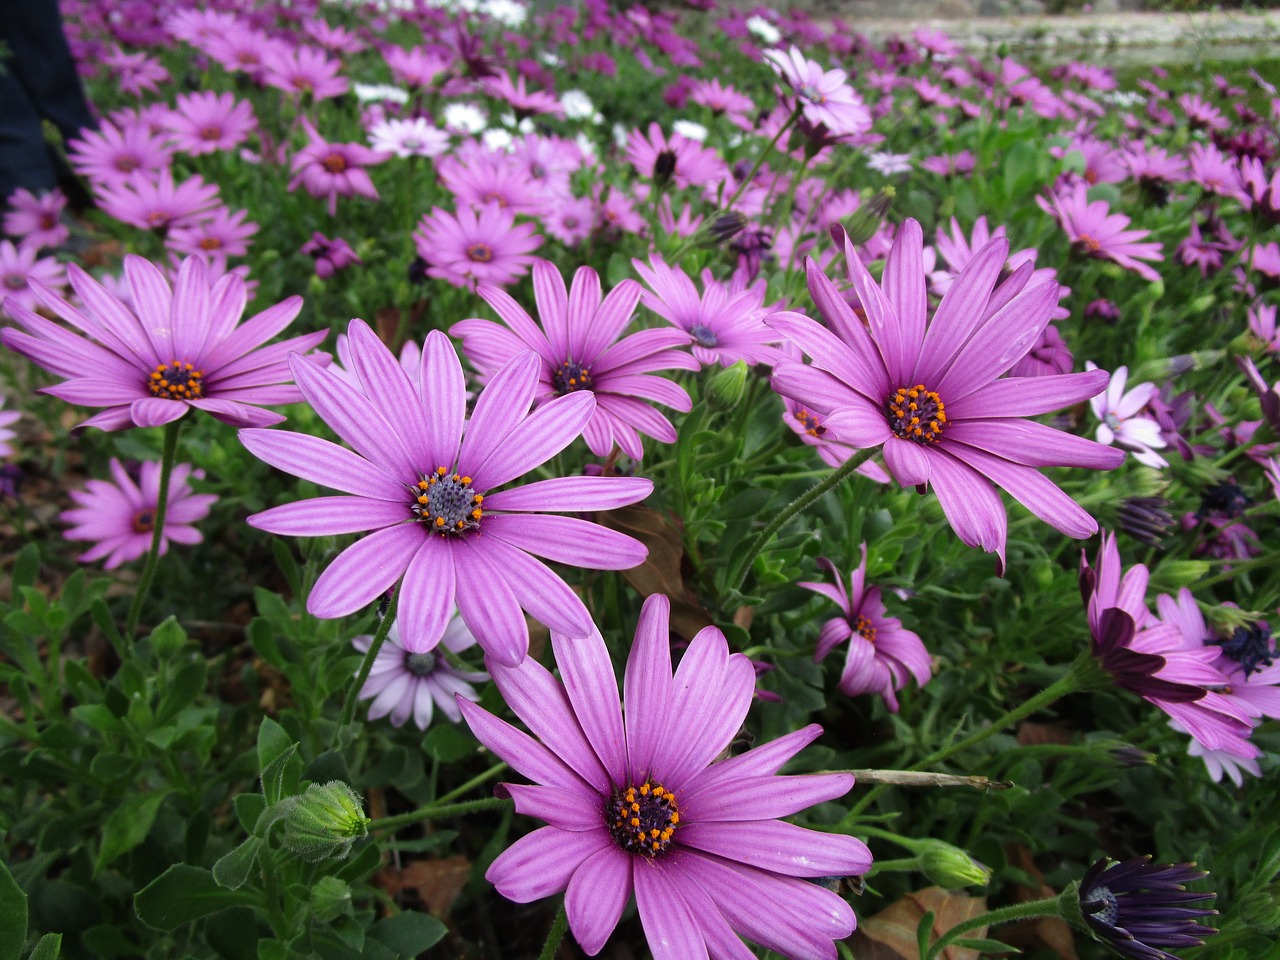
[1,0,97,142]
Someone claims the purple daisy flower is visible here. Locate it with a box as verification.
[459,593,872,958]
[241,321,651,666]
[0,240,65,318]
[1036,185,1164,282]
[3,188,69,251]
[61,458,216,569]
[452,260,698,461]
[800,547,931,711]
[1,254,321,431]
[353,612,487,730]
[288,120,389,217]
[767,220,1124,571]
[413,205,542,290]
[1076,857,1216,960]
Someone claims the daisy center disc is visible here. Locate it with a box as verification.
[148,360,204,400]
[412,467,483,536]
[794,407,826,437]
[467,243,494,263]
[1081,885,1119,927]
[689,323,718,348]
[1217,624,1275,678]
[885,384,947,443]
[322,153,348,173]
[404,651,438,676]
[552,359,592,395]
[855,614,877,643]
[131,509,156,533]
[607,781,679,859]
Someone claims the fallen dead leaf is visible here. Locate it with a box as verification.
[850,885,989,960]
[377,855,472,919]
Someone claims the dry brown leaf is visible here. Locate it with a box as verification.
[1000,844,1079,960]
[377,856,471,919]
[374,306,400,345]
[1016,721,1074,747]
[599,505,713,638]
[850,886,989,960]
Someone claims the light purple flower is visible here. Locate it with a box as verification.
[1036,184,1163,282]
[61,458,216,569]
[459,593,872,958]
[0,240,64,317]
[768,220,1124,571]
[1,254,321,431]
[1087,363,1168,468]
[288,120,389,216]
[0,395,20,457]
[764,46,870,138]
[800,547,931,711]
[3,188,69,251]
[452,260,697,460]
[241,321,651,665]
[353,613,487,730]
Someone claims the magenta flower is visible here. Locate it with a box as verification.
[262,44,350,100]
[301,232,361,279]
[288,120,389,216]
[459,593,872,957]
[97,169,221,234]
[166,91,257,155]
[61,458,216,569]
[1080,533,1252,753]
[452,260,697,460]
[1,254,321,431]
[764,46,870,138]
[0,240,64,317]
[3,188,68,251]
[625,123,725,190]
[166,207,258,269]
[768,220,1124,570]
[632,256,783,368]
[241,321,651,665]
[413,205,542,290]
[484,72,565,121]
[800,548,931,711]
[67,121,173,185]
[383,45,451,89]
[353,614,487,730]
[1036,185,1163,282]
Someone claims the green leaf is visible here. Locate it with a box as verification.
[134,864,257,932]
[368,912,447,957]
[953,938,1018,953]
[89,600,125,659]
[156,659,208,725]
[234,794,267,834]
[422,725,477,763]
[257,718,292,771]
[28,933,62,960]
[916,909,936,960]
[204,907,258,960]
[0,858,28,960]
[259,743,299,806]
[212,837,262,890]
[95,790,169,872]
[10,543,39,594]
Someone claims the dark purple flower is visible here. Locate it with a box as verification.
[1077,857,1216,960]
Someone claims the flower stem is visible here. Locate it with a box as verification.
[339,590,400,730]
[538,903,569,960]
[728,446,878,595]
[434,761,509,806]
[845,652,1097,821]
[124,418,184,643]
[723,105,801,212]
[370,796,511,833]
[922,896,1063,960]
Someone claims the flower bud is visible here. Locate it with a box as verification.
[693,210,748,248]
[705,360,749,410]
[841,187,895,247]
[280,781,370,862]
[916,839,991,889]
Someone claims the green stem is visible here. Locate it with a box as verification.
[538,903,569,960]
[867,857,919,874]
[728,446,878,595]
[370,796,511,833]
[723,105,801,212]
[124,418,184,642]
[434,761,509,805]
[923,896,1063,960]
[340,590,400,730]
[846,652,1097,821]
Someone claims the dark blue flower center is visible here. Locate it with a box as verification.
[404,651,438,676]
[412,467,483,537]
[552,359,592,395]
[886,384,947,443]
[1217,623,1275,678]
[689,323,718,348]
[148,360,204,400]
[607,781,679,859]
[131,509,156,533]
[794,408,826,437]
[1082,885,1120,927]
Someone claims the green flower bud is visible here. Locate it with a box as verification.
[706,361,749,411]
[916,839,991,889]
[280,781,370,862]
[692,210,748,248]
[1149,560,1212,592]
[841,187,895,247]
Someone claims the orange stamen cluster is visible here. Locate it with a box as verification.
[1077,233,1103,253]
[854,614,877,643]
[552,359,592,395]
[794,408,826,438]
[467,243,494,263]
[412,466,483,537]
[608,781,679,858]
[148,361,204,400]
[322,153,348,173]
[886,384,946,444]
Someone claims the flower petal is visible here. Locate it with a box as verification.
[307,524,421,619]
[486,825,608,903]
[565,843,633,956]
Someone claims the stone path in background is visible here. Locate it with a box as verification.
[811,7,1280,65]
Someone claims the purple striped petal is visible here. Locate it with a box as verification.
[416,330,466,470]
[689,726,825,791]
[766,311,882,402]
[678,819,873,878]
[239,428,405,500]
[451,537,529,665]
[882,438,932,487]
[565,843,633,956]
[187,397,283,428]
[821,402,894,449]
[485,824,607,903]
[129,397,189,427]
[633,866,708,960]
[805,255,889,397]
[680,773,853,823]
[307,524,422,619]
[459,698,594,792]
[470,390,595,491]
[469,533,593,639]
[880,219,926,381]
[625,595,674,780]
[947,443,1099,538]
[770,361,865,417]
[927,449,1008,572]
[200,296,304,374]
[483,514,647,570]
[934,281,1058,401]
[457,351,540,477]
[663,869,758,960]
[814,617,853,661]
[914,235,1009,385]
[502,783,600,831]
[472,286,555,361]
[946,368,1111,420]
[396,536,458,653]
[943,419,1126,469]
[484,476,652,513]
[581,278,642,364]
[533,259,570,360]
[346,319,435,464]
[248,497,407,536]
[553,627,627,785]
